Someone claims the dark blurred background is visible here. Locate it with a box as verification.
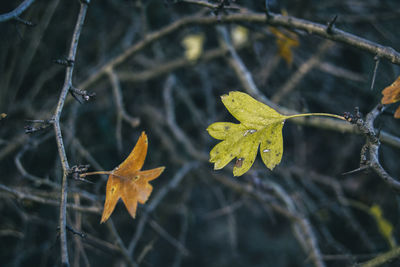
[1,0,400,266]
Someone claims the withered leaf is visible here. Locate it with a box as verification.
[381,76,400,118]
[81,132,165,223]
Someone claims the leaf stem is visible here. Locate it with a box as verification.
[285,112,345,121]
[80,171,112,177]
[80,171,127,180]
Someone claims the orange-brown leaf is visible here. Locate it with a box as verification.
[100,132,165,223]
[381,76,400,105]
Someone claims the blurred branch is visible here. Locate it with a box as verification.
[358,247,400,267]
[80,11,400,91]
[148,219,190,256]
[107,69,140,151]
[265,180,325,267]
[0,184,101,214]
[178,0,241,11]
[217,25,277,108]
[272,40,333,103]
[163,75,208,161]
[106,219,137,267]
[0,0,35,22]
[128,162,197,255]
[212,172,325,267]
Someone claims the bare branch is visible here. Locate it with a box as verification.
[80,12,400,91]
[345,105,400,193]
[52,2,90,266]
[0,0,36,23]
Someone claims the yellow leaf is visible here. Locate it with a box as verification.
[231,25,249,46]
[0,113,6,120]
[269,27,299,66]
[370,204,396,248]
[207,92,288,176]
[207,91,344,176]
[181,33,205,61]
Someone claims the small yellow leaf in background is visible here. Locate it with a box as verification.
[182,33,205,61]
[207,91,288,176]
[370,204,396,248]
[381,76,400,118]
[0,113,6,120]
[268,26,299,66]
[231,25,249,46]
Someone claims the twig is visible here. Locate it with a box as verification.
[148,219,190,256]
[52,2,89,266]
[107,69,140,151]
[265,181,325,267]
[216,25,277,109]
[0,0,36,23]
[106,219,137,267]
[162,75,207,161]
[0,184,101,214]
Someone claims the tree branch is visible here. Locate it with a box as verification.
[345,105,400,193]
[0,0,36,22]
[79,11,400,91]
[53,2,89,266]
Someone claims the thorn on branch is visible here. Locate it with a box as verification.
[326,15,338,34]
[14,16,35,27]
[341,165,370,176]
[213,0,234,16]
[370,55,380,90]
[57,225,86,239]
[69,86,96,104]
[264,0,271,20]
[24,119,54,134]
[68,165,93,183]
[53,58,74,67]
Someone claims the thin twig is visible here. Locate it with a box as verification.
[217,25,277,109]
[163,75,207,161]
[148,219,190,256]
[0,184,101,214]
[106,219,137,267]
[107,69,140,151]
[271,41,334,103]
